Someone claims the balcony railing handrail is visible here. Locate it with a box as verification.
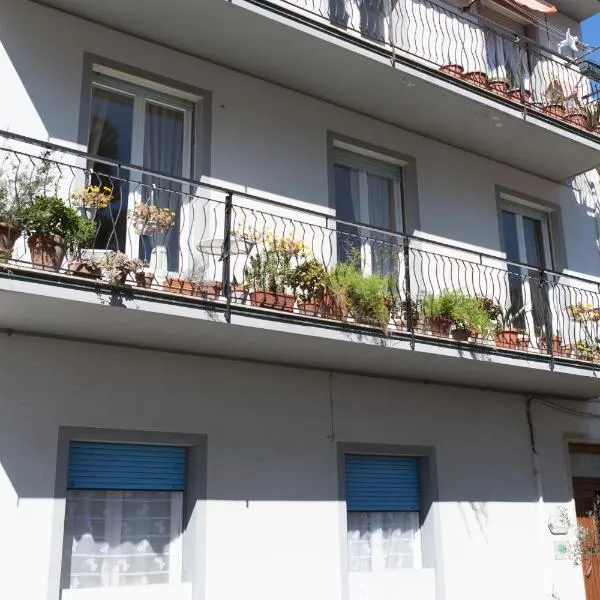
[2,129,599,289]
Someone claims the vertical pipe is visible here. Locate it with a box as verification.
[222,192,233,324]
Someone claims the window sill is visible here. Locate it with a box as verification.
[62,582,192,600]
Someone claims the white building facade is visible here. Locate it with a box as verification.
[0,0,600,600]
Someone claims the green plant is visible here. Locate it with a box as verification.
[451,295,492,336]
[0,150,58,227]
[20,196,97,248]
[422,290,457,321]
[329,259,391,331]
[244,248,294,293]
[546,80,565,104]
[575,340,600,362]
[290,259,329,302]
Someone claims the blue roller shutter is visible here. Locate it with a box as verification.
[345,455,420,512]
[67,442,186,491]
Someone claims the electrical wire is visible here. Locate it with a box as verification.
[535,397,600,419]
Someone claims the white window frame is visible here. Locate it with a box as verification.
[90,72,195,276]
[333,142,404,275]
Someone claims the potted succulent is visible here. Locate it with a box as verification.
[20,196,97,272]
[102,251,142,286]
[495,305,528,349]
[70,185,112,220]
[68,256,103,279]
[290,259,329,316]
[131,203,176,236]
[422,291,457,337]
[329,258,391,331]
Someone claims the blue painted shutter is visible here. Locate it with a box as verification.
[67,442,186,491]
[345,455,420,512]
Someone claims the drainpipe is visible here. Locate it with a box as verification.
[527,397,555,599]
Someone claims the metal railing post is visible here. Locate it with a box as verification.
[222,192,233,324]
[539,268,555,369]
[403,236,415,350]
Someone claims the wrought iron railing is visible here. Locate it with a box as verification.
[253,0,600,134]
[0,131,599,365]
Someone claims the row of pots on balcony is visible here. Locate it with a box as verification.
[439,64,600,134]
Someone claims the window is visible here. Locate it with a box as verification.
[88,73,195,273]
[62,442,186,590]
[333,147,403,276]
[499,200,553,336]
[344,455,422,573]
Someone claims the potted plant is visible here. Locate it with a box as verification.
[102,251,142,286]
[70,185,112,220]
[537,329,562,354]
[244,234,304,312]
[542,81,566,118]
[564,108,587,128]
[131,204,176,236]
[68,256,103,279]
[422,291,457,337]
[488,77,510,97]
[290,259,329,316]
[463,70,489,88]
[230,276,248,304]
[495,305,527,349]
[329,258,391,331]
[449,294,492,342]
[196,280,223,299]
[0,187,23,255]
[508,87,532,103]
[135,268,154,289]
[163,276,196,296]
[440,63,464,78]
[20,195,97,272]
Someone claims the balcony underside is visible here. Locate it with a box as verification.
[32,0,600,182]
[0,273,598,400]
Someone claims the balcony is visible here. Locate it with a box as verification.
[28,0,600,181]
[0,131,598,398]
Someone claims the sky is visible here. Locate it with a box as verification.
[582,13,600,62]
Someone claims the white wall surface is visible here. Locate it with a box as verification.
[0,334,595,600]
[0,0,598,280]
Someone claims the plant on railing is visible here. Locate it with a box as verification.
[329,256,391,332]
[421,291,456,337]
[130,204,176,236]
[68,255,103,280]
[543,81,566,118]
[20,196,97,272]
[102,251,144,286]
[494,305,528,349]
[290,259,329,315]
[450,295,493,342]
[244,232,306,311]
[71,185,113,220]
[0,150,58,255]
[567,303,600,362]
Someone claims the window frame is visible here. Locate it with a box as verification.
[52,427,207,600]
[336,443,440,599]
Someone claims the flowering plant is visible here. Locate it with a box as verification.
[71,185,113,209]
[568,303,600,323]
[102,251,144,285]
[131,204,176,235]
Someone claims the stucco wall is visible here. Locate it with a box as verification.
[0,334,594,600]
[0,0,598,280]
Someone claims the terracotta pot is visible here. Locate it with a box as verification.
[440,64,464,77]
[508,88,532,103]
[162,278,195,296]
[27,234,65,272]
[197,280,223,299]
[0,222,21,254]
[565,113,587,128]
[594,125,600,135]
[495,328,520,349]
[517,335,530,350]
[135,271,154,288]
[68,260,101,279]
[451,327,471,342]
[489,80,509,96]
[319,292,348,321]
[537,336,562,354]
[463,71,488,87]
[543,103,566,118]
[249,290,295,312]
[297,299,319,316]
[428,317,452,337]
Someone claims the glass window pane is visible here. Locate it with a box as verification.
[64,490,182,589]
[522,216,545,268]
[335,165,361,263]
[88,87,134,252]
[500,210,520,263]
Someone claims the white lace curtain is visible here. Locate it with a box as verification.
[63,490,183,589]
[347,511,422,572]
